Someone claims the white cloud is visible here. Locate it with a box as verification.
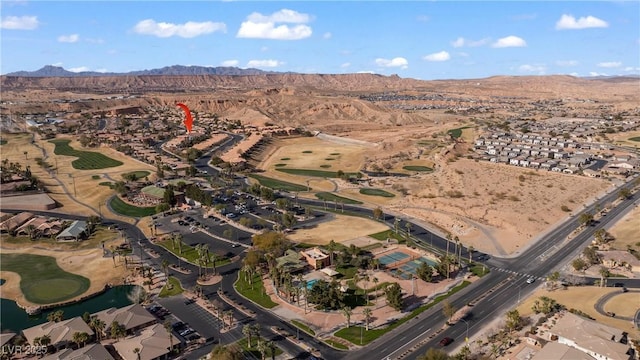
[597,61,621,68]
[1,15,39,30]
[624,66,640,72]
[246,59,282,68]
[555,14,608,30]
[341,62,351,68]
[133,19,226,38]
[52,62,63,67]
[416,15,430,22]
[68,66,90,73]
[85,38,104,44]
[357,70,375,74]
[569,72,580,77]
[237,9,312,40]
[221,60,239,67]
[492,36,527,48]
[556,60,578,67]
[423,51,450,62]
[451,37,490,48]
[589,71,608,77]
[57,34,79,43]
[323,32,332,39]
[95,68,108,73]
[518,64,547,74]
[375,57,408,69]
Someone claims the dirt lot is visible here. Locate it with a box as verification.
[516,286,640,339]
[287,214,390,245]
[608,204,640,250]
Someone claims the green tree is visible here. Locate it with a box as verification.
[572,258,587,272]
[209,345,243,360]
[113,181,127,195]
[579,212,594,227]
[155,202,170,213]
[384,283,403,311]
[583,247,600,265]
[618,188,632,200]
[362,307,373,331]
[599,266,610,287]
[342,306,353,328]
[442,301,456,324]
[243,324,254,347]
[372,207,383,221]
[163,185,177,207]
[416,262,433,282]
[505,309,521,332]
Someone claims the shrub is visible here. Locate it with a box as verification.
[561,205,571,212]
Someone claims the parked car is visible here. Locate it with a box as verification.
[439,337,453,346]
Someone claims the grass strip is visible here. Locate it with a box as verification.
[359,188,395,197]
[158,276,184,298]
[369,229,403,242]
[335,280,471,345]
[235,270,278,308]
[109,196,157,217]
[291,320,316,336]
[276,168,361,178]
[315,192,363,204]
[248,174,309,191]
[402,166,433,172]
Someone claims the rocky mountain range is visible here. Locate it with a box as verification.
[4,65,279,77]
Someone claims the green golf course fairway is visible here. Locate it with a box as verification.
[0,253,90,304]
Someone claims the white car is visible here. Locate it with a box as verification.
[526,277,535,284]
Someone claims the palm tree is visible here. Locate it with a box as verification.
[23,151,28,160]
[38,334,51,349]
[161,259,170,279]
[342,306,353,328]
[90,316,106,342]
[599,266,610,287]
[372,277,379,304]
[362,307,373,331]
[445,233,452,259]
[25,224,37,240]
[328,240,336,266]
[133,347,141,360]
[257,339,267,360]
[267,340,276,360]
[243,325,254,347]
[404,221,411,238]
[194,244,203,278]
[468,245,474,263]
[201,244,210,277]
[225,310,234,328]
[210,252,218,275]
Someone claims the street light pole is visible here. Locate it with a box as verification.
[460,318,469,344]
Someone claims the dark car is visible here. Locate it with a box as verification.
[439,337,453,347]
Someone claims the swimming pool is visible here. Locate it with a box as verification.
[306,279,319,289]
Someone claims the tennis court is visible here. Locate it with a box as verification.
[389,257,438,280]
[377,251,410,268]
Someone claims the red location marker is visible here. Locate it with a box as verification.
[176,103,193,133]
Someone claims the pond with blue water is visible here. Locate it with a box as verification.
[0,285,139,333]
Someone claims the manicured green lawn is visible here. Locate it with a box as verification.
[335,281,471,345]
[446,126,471,139]
[291,320,316,336]
[359,188,395,197]
[109,196,157,217]
[629,137,640,142]
[122,170,150,180]
[276,168,361,178]
[236,338,282,358]
[402,165,433,172]
[325,339,348,350]
[274,164,287,167]
[234,270,278,308]
[0,253,90,304]
[99,181,114,189]
[335,265,358,279]
[315,192,363,204]
[470,264,490,277]
[158,276,184,298]
[248,174,309,191]
[157,239,230,268]
[49,139,123,170]
[369,229,403,242]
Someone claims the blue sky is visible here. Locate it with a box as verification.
[1,1,639,80]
